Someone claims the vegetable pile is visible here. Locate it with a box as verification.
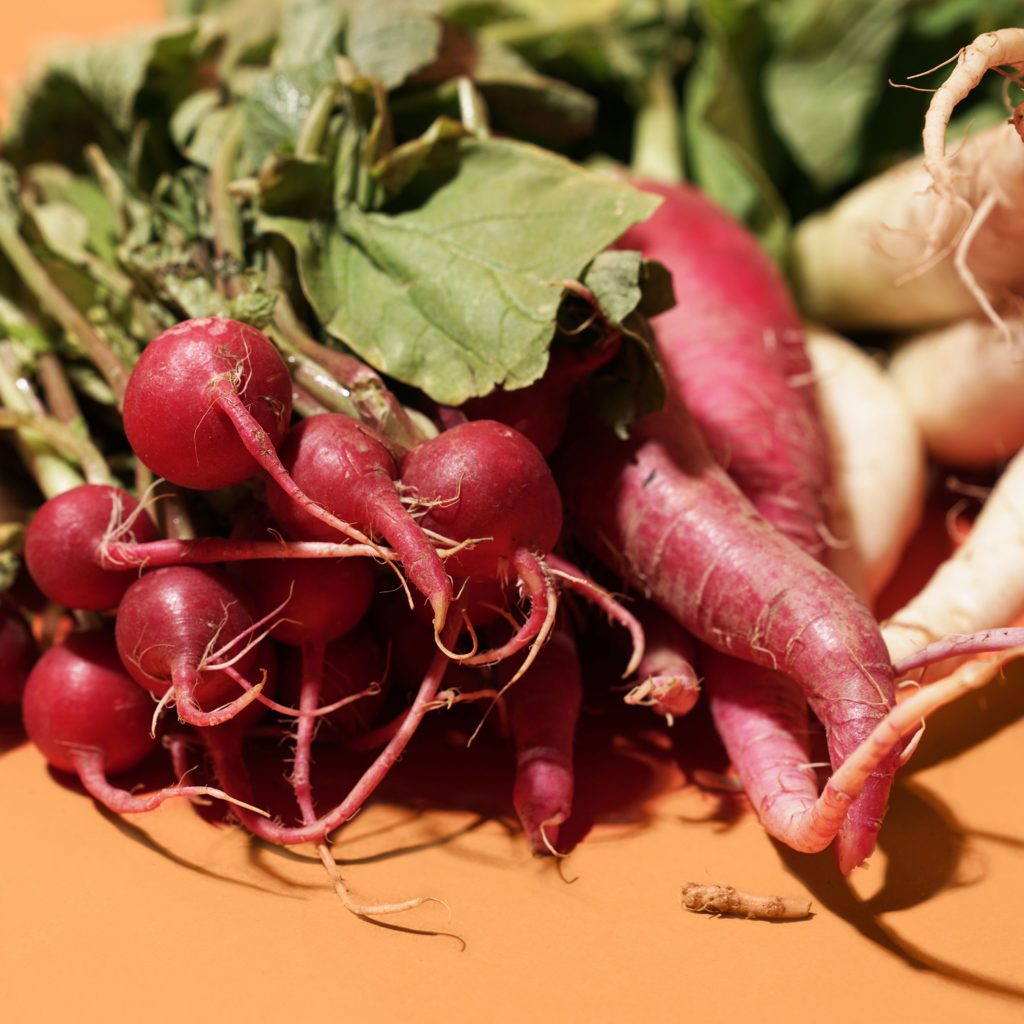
[3,0,1024,918]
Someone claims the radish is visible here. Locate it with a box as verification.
[25,484,160,611]
[624,603,700,722]
[883,445,1024,666]
[21,629,259,814]
[23,483,383,612]
[265,413,453,630]
[616,181,854,863]
[805,326,927,603]
[793,27,1024,338]
[619,180,830,556]
[400,419,563,671]
[122,318,380,552]
[888,317,1024,467]
[500,625,582,854]
[114,566,272,728]
[564,401,900,872]
[0,605,36,707]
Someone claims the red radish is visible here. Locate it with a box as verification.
[122,318,377,551]
[402,420,562,582]
[458,343,620,457]
[500,625,582,854]
[618,180,846,860]
[564,401,900,872]
[24,483,383,612]
[21,629,255,814]
[114,566,270,728]
[619,181,829,555]
[0,606,37,706]
[277,629,388,736]
[266,413,452,630]
[25,484,160,611]
[625,603,700,721]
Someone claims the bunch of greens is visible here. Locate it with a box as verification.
[0,0,678,556]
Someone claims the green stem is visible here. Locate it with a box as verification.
[208,111,246,297]
[0,409,112,488]
[296,83,339,160]
[36,353,85,427]
[0,216,129,403]
[632,65,684,186]
[457,77,491,138]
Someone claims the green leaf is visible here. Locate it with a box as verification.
[763,0,910,190]
[278,0,347,66]
[347,0,444,88]
[683,12,789,260]
[6,24,201,166]
[243,59,337,167]
[587,311,665,438]
[261,137,659,404]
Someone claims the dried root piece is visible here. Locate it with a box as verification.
[680,883,812,921]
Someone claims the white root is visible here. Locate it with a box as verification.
[680,883,812,921]
[889,316,1024,467]
[804,326,926,604]
[882,446,1024,665]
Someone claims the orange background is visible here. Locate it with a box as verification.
[1,5,1023,1023]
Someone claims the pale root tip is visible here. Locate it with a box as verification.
[835,823,878,876]
[430,594,449,634]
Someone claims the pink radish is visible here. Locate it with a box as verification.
[564,401,900,872]
[500,625,582,854]
[266,413,452,630]
[114,566,271,728]
[625,603,700,722]
[122,318,378,551]
[21,628,259,814]
[0,605,36,706]
[617,181,848,864]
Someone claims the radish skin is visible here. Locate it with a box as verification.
[792,124,1024,331]
[883,446,1024,664]
[805,326,927,603]
[565,402,900,872]
[889,317,1024,467]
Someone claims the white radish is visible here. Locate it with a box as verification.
[883,445,1024,664]
[889,316,1024,467]
[792,122,1024,332]
[805,325,927,604]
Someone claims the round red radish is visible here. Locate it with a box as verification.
[230,557,375,647]
[266,413,451,626]
[400,420,562,580]
[123,317,292,490]
[22,629,155,775]
[25,484,160,610]
[0,606,37,706]
[114,566,266,716]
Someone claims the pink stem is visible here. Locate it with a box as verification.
[71,748,255,814]
[894,627,1024,677]
[293,641,324,823]
[210,619,459,844]
[460,551,553,668]
[215,390,380,550]
[172,667,266,728]
[546,552,645,676]
[101,538,386,569]
[222,665,377,719]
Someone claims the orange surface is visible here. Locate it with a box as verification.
[2,6,1024,1023]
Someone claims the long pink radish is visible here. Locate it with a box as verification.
[618,182,844,862]
[564,400,899,872]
